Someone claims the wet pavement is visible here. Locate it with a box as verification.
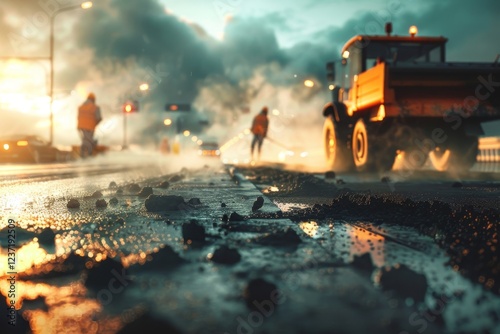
[0,153,499,333]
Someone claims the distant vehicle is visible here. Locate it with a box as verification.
[0,135,71,163]
[323,23,500,172]
[198,141,220,157]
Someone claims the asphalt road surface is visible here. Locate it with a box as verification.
[0,151,499,334]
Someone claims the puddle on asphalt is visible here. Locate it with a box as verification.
[328,221,500,333]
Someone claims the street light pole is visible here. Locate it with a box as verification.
[49,1,92,145]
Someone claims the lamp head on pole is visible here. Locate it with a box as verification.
[81,2,93,9]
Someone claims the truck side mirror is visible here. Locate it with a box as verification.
[326,62,335,82]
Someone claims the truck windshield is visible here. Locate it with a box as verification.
[365,42,443,69]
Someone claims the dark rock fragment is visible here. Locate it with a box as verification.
[243,278,279,311]
[379,264,428,302]
[182,220,205,244]
[210,245,241,265]
[158,181,170,189]
[137,187,153,198]
[109,197,119,205]
[325,171,336,179]
[36,227,56,246]
[67,198,80,209]
[136,245,185,271]
[229,212,245,221]
[351,253,375,273]
[145,195,185,212]
[252,196,264,212]
[169,174,185,183]
[257,227,302,246]
[188,198,202,205]
[96,199,107,208]
[84,258,130,291]
[91,191,103,198]
[127,183,141,193]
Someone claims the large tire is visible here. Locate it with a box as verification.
[352,118,395,172]
[403,147,428,170]
[323,116,352,171]
[429,136,478,172]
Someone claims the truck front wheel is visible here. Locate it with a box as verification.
[323,117,352,171]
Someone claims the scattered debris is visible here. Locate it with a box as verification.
[243,278,279,311]
[379,264,428,303]
[144,195,185,212]
[325,171,336,179]
[351,253,375,273]
[67,198,80,209]
[127,183,141,193]
[84,258,130,291]
[91,190,103,198]
[182,220,206,244]
[36,227,56,246]
[229,212,245,221]
[188,198,202,205]
[252,196,264,212]
[256,227,302,246]
[169,174,185,183]
[210,245,241,265]
[138,187,153,198]
[158,180,170,189]
[381,176,391,183]
[134,245,185,271]
[96,199,107,208]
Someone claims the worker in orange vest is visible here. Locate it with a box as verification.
[77,92,102,158]
[250,106,269,161]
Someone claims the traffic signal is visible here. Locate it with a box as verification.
[165,103,190,111]
[123,100,139,113]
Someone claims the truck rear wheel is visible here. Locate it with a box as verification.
[429,136,478,172]
[403,147,428,169]
[323,117,352,171]
[352,118,395,172]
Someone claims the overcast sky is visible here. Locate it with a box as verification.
[0,0,499,145]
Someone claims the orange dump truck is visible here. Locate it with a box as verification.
[323,23,500,172]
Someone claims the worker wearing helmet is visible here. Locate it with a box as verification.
[77,93,102,158]
[250,106,269,161]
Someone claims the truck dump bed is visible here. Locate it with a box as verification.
[350,62,500,120]
[389,62,500,118]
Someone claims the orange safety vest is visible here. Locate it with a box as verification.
[78,101,100,131]
[251,113,269,136]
